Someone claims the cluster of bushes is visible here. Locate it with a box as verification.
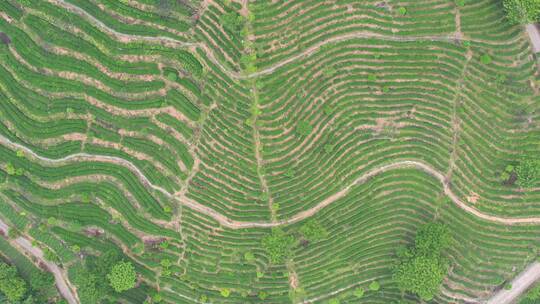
[500,159,539,188]
[69,250,137,304]
[393,222,451,301]
[261,220,328,264]
[503,0,540,24]
[0,260,57,303]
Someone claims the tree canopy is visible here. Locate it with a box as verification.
[503,0,540,24]
[393,222,451,301]
[107,261,137,293]
[299,220,328,242]
[0,262,28,302]
[516,159,540,188]
[261,228,295,264]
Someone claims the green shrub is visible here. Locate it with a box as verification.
[261,228,295,263]
[354,287,364,298]
[300,220,328,242]
[0,262,27,302]
[369,281,380,291]
[220,288,231,297]
[107,261,137,293]
[480,54,492,65]
[398,7,407,15]
[516,159,539,188]
[503,0,540,24]
[393,222,451,301]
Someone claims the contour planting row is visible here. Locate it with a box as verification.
[250,0,458,69]
[256,38,465,219]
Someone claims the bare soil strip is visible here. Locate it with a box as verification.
[2,134,539,230]
[487,262,540,304]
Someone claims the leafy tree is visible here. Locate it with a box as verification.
[393,222,451,301]
[258,291,268,300]
[220,288,231,297]
[369,281,380,291]
[299,220,328,242]
[70,251,125,302]
[70,263,100,304]
[107,261,137,292]
[516,159,540,188]
[0,262,27,302]
[503,0,540,24]
[166,72,177,82]
[525,283,540,299]
[398,7,407,15]
[353,287,364,298]
[244,251,255,262]
[220,11,245,34]
[261,228,295,263]
[480,53,492,65]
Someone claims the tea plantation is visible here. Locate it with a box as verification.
[0,0,539,303]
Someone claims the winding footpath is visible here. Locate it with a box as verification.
[50,0,474,81]
[487,262,540,304]
[0,219,79,304]
[2,133,540,230]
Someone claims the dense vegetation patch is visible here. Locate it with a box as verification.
[393,222,451,301]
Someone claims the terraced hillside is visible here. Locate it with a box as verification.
[0,0,539,303]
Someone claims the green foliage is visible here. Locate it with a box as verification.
[70,263,100,304]
[240,52,257,73]
[328,298,340,304]
[393,222,451,301]
[0,262,28,302]
[296,121,313,136]
[503,0,540,24]
[516,159,540,188]
[258,291,268,300]
[70,250,123,303]
[261,228,295,263]
[107,261,137,292]
[42,248,59,263]
[369,281,380,291]
[455,0,465,7]
[525,283,540,300]
[220,288,231,297]
[244,251,255,262]
[166,72,177,81]
[6,163,15,175]
[480,54,492,65]
[323,105,334,115]
[398,7,407,15]
[353,287,364,298]
[324,144,334,153]
[299,220,328,242]
[220,11,246,34]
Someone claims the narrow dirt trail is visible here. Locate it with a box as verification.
[487,262,540,304]
[48,0,468,81]
[0,219,79,304]
[3,133,540,230]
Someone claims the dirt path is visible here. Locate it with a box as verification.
[0,219,79,304]
[487,262,540,304]
[48,0,472,81]
[49,0,197,48]
[4,133,540,230]
[526,24,540,54]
